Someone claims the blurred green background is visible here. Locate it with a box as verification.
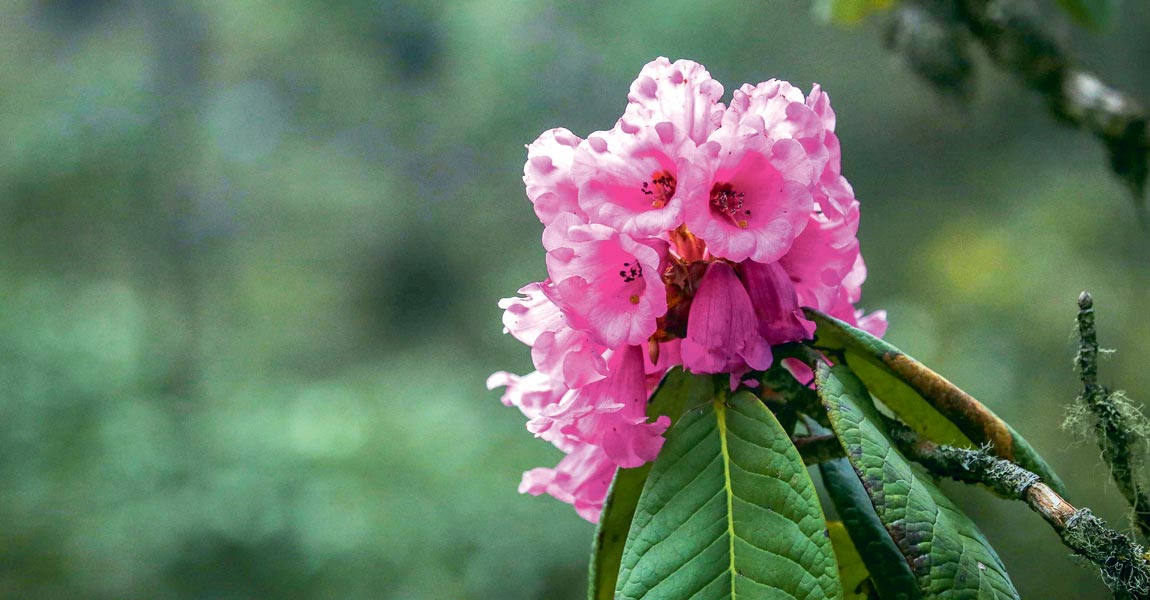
[1,0,1148,597]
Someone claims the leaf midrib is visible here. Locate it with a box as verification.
[716,401,738,597]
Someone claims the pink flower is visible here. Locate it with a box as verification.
[499,281,608,388]
[681,129,813,263]
[779,191,861,314]
[545,223,668,348]
[722,80,830,176]
[681,261,772,374]
[622,57,725,146]
[524,128,585,226]
[740,260,811,345]
[519,441,616,523]
[487,370,565,425]
[487,370,571,449]
[571,123,701,237]
[493,58,887,521]
[528,345,669,468]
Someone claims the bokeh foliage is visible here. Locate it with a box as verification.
[0,0,1148,598]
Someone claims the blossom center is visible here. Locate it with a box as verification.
[618,261,643,283]
[640,170,676,209]
[709,182,750,228]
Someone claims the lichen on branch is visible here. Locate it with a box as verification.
[885,417,1150,599]
[1067,291,1150,540]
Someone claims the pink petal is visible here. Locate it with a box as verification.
[519,441,616,523]
[524,128,586,226]
[545,225,668,347]
[740,260,811,345]
[681,262,773,374]
[499,282,565,346]
[622,57,725,146]
[571,124,692,237]
[683,130,813,263]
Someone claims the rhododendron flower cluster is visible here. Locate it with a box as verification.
[489,58,886,522]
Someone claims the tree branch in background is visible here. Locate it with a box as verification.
[1068,291,1150,539]
[887,420,1150,599]
[883,0,974,100]
[885,0,1149,208]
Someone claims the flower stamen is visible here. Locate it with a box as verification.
[619,261,643,283]
[640,170,677,208]
[710,182,751,228]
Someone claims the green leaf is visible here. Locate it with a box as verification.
[821,457,922,600]
[806,308,1066,495]
[588,368,713,600]
[589,467,653,600]
[844,356,972,448]
[1055,0,1115,29]
[813,0,897,26]
[827,520,872,600]
[615,392,840,599]
[817,364,1020,599]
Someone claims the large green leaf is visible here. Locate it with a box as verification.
[807,308,1065,495]
[821,457,922,600]
[588,368,713,600]
[615,392,840,599]
[817,364,1020,599]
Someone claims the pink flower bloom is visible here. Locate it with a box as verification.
[487,370,565,424]
[681,129,813,263]
[494,58,887,521]
[499,281,608,388]
[487,370,571,449]
[571,123,701,237]
[545,223,668,348]
[528,345,669,468]
[681,261,772,374]
[740,260,811,345]
[622,57,725,146]
[519,441,616,523]
[779,192,861,314]
[524,128,585,226]
[722,80,830,176]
